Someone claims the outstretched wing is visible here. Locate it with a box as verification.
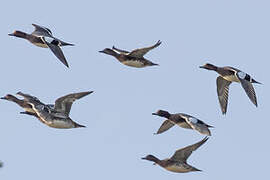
[128,40,161,58]
[31,24,53,37]
[54,91,93,115]
[238,78,258,107]
[41,37,69,68]
[155,120,175,134]
[183,116,211,136]
[170,137,208,162]
[216,76,231,114]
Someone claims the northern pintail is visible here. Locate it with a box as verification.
[2,91,92,129]
[99,40,161,68]
[142,137,209,173]
[200,63,261,114]
[9,24,74,68]
[152,110,213,136]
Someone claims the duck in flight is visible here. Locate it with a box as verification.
[152,110,213,136]
[200,63,261,114]
[8,24,74,68]
[99,40,161,68]
[142,137,209,173]
[1,91,93,129]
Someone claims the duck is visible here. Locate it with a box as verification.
[2,91,92,129]
[200,63,261,114]
[142,137,208,173]
[8,24,74,68]
[16,91,93,129]
[99,40,161,68]
[152,110,213,136]
[1,94,43,118]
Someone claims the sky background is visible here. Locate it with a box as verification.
[1,0,269,179]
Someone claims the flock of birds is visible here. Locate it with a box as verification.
[1,24,261,173]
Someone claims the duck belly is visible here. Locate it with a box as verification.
[165,164,192,173]
[49,120,74,129]
[122,60,145,67]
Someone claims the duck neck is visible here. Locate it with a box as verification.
[161,111,171,119]
[12,31,30,39]
[149,155,161,164]
[206,64,218,71]
[105,49,120,58]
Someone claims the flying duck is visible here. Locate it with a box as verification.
[2,91,93,129]
[8,24,74,68]
[200,63,261,114]
[152,110,213,136]
[1,94,44,118]
[142,137,209,173]
[99,40,161,68]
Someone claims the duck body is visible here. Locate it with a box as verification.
[9,24,74,68]
[31,103,84,128]
[200,63,261,114]
[99,40,161,68]
[152,110,213,136]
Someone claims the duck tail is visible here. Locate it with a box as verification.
[74,122,86,128]
[60,41,74,46]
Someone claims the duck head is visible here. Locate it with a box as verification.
[1,94,18,101]
[152,110,170,118]
[142,155,160,164]
[199,63,218,71]
[99,48,119,57]
[8,31,28,38]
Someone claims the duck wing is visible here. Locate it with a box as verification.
[155,120,175,134]
[128,40,161,58]
[182,115,212,136]
[54,91,93,116]
[238,78,258,106]
[170,137,208,162]
[41,37,69,68]
[216,76,231,114]
[31,24,53,37]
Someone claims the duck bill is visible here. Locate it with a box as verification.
[152,112,158,115]
[253,79,262,84]
[8,33,15,36]
[0,97,7,100]
[199,65,205,68]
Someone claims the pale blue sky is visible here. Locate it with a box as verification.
[1,0,269,179]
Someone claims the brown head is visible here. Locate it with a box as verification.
[1,94,19,101]
[199,63,218,71]
[152,110,171,118]
[99,48,119,57]
[8,31,28,39]
[141,155,160,164]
